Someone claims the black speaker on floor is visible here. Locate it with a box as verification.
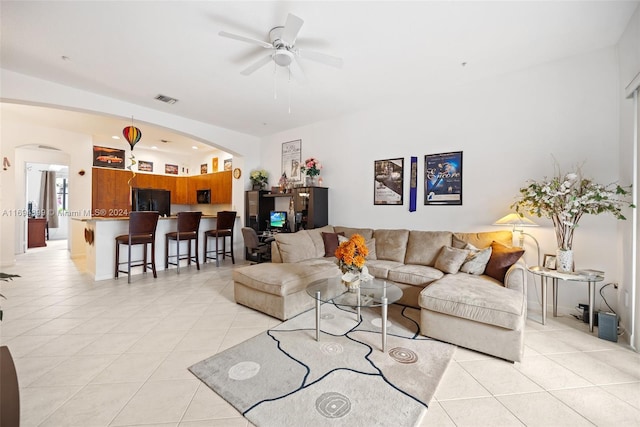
[598,312,618,342]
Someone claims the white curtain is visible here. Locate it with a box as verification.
[39,171,58,228]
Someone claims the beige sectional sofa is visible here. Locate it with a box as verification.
[233,225,527,362]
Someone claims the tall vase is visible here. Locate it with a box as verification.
[305,176,316,187]
[556,249,574,272]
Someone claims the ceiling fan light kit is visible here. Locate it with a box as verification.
[273,48,294,67]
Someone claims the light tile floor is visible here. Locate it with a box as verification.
[1,240,639,426]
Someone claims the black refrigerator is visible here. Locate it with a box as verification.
[131,188,171,217]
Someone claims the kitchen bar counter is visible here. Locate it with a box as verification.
[74,214,238,281]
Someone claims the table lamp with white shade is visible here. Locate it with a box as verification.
[493,213,540,267]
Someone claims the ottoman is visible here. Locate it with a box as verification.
[233,262,340,320]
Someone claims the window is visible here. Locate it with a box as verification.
[56,177,68,213]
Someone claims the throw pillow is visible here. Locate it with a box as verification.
[460,243,493,275]
[434,246,469,274]
[365,238,377,260]
[484,241,525,283]
[321,232,345,257]
[452,235,467,249]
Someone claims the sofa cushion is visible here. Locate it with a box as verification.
[275,231,317,263]
[419,273,525,330]
[373,229,409,262]
[321,231,345,257]
[460,244,493,275]
[484,241,525,283]
[365,259,404,279]
[434,246,469,274]
[453,230,513,249]
[404,231,453,266]
[388,264,444,286]
[233,262,340,296]
[333,226,374,240]
[307,225,335,258]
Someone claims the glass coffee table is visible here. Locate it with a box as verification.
[306,276,403,352]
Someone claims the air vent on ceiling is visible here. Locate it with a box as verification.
[155,94,178,104]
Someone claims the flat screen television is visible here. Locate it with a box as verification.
[132,188,171,217]
[269,211,287,229]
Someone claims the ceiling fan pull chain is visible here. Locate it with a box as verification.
[273,61,278,100]
[288,67,292,114]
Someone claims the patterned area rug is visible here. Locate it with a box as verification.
[189,304,455,426]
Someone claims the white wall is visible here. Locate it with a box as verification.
[617,4,640,348]
[261,46,628,325]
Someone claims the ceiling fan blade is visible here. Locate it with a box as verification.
[281,13,304,45]
[219,31,273,49]
[240,54,273,75]
[297,49,343,68]
[289,58,307,84]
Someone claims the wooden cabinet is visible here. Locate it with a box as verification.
[293,187,328,231]
[211,171,232,204]
[92,168,232,216]
[245,190,274,232]
[91,168,131,216]
[28,218,47,248]
[174,177,189,204]
[249,187,329,232]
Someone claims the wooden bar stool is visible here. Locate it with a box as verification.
[203,211,237,267]
[115,211,160,284]
[165,211,202,273]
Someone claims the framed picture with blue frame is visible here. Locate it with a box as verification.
[424,151,463,205]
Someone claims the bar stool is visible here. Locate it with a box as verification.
[165,211,202,273]
[115,211,160,284]
[203,211,237,267]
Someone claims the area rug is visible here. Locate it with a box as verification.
[189,304,455,426]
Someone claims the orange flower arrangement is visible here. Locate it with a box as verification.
[335,234,369,274]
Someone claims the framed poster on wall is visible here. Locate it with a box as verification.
[165,164,179,175]
[374,158,404,205]
[424,151,463,205]
[138,160,153,172]
[282,139,302,182]
[92,146,125,169]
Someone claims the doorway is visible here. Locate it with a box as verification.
[25,163,70,248]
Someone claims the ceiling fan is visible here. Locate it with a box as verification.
[219,13,343,79]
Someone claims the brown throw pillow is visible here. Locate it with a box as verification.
[484,241,524,283]
[321,232,345,257]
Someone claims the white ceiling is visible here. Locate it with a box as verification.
[1,1,638,150]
